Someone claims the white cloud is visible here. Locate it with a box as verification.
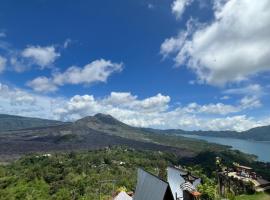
[52,91,266,131]
[0,56,7,73]
[239,96,261,110]
[148,3,154,9]
[28,59,123,92]
[220,95,230,100]
[54,92,171,121]
[53,59,123,85]
[171,0,193,19]
[10,56,31,73]
[63,39,72,49]
[201,115,262,132]
[0,83,64,119]
[0,36,61,72]
[0,32,6,38]
[184,102,238,115]
[224,84,264,97]
[160,32,188,58]
[162,0,270,85]
[103,92,137,106]
[102,92,170,113]
[0,38,61,72]
[0,83,35,105]
[27,76,58,93]
[0,82,268,132]
[181,96,261,115]
[22,45,60,69]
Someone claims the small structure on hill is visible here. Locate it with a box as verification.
[113,191,133,200]
[232,163,255,178]
[216,160,270,196]
[133,167,201,200]
[133,168,174,200]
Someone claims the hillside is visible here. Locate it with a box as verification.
[0,112,269,164]
[0,113,229,161]
[0,114,65,131]
[74,113,149,141]
[1,113,269,141]
[0,147,177,199]
[243,126,270,141]
[0,113,270,200]
[165,127,270,141]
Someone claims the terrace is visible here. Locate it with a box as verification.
[222,162,270,192]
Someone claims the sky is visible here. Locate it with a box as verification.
[0,0,270,131]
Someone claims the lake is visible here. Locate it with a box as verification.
[179,134,270,162]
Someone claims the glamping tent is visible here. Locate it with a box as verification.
[113,191,133,200]
[133,168,174,200]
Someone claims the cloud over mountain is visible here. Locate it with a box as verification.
[0,82,269,131]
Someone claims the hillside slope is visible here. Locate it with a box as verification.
[0,114,65,131]
[0,113,227,161]
[171,127,270,141]
[75,113,152,141]
[243,126,270,141]
[1,113,269,141]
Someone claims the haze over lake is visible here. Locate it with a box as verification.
[180,134,270,163]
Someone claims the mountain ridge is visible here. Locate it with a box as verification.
[0,113,269,141]
[0,114,65,131]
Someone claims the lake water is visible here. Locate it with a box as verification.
[179,134,270,163]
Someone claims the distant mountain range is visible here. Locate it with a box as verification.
[165,126,270,141]
[0,113,199,161]
[0,113,269,141]
[0,113,269,161]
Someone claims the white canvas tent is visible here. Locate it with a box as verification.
[114,191,132,200]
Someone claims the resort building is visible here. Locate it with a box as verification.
[134,167,201,200]
[217,162,270,196]
[167,166,201,200]
[133,168,174,200]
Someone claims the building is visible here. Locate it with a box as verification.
[167,166,201,200]
[133,168,174,200]
[217,162,270,196]
[134,167,201,200]
[113,191,133,200]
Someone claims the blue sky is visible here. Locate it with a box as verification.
[0,0,270,131]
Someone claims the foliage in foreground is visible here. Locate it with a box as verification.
[235,192,270,200]
[0,147,269,200]
[0,147,177,200]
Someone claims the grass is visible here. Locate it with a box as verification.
[235,192,270,200]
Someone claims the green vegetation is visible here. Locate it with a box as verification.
[0,147,178,200]
[0,147,269,200]
[0,114,269,200]
[235,192,270,200]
